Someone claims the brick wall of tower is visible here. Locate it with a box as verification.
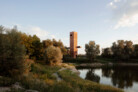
[70,32,78,58]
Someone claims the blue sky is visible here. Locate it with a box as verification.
[1,0,138,54]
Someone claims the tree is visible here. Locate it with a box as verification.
[102,48,112,58]
[111,40,134,60]
[0,26,30,77]
[52,39,67,55]
[20,33,43,60]
[30,35,43,60]
[20,33,33,57]
[85,41,100,62]
[43,39,67,55]
[44,46,63,65]
[43,39,53,48]
[132,44,138,58]
[124,41,134,60]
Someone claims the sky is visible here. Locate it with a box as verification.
[0,0,138,54]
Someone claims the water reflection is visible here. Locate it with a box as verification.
[78,66,138,90]
[85,69,100,83]
[102,66,138,88]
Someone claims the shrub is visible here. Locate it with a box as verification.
[44,46,63,65]
[0,26,30,77]
[43,39,67,55]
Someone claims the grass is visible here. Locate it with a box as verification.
[96,57,115,63]
[0,63,124,92]
[64,56,138,64]
[58,69,123,92]
[63,56,115,64]
[96,57,138,63]
[63,57,90,63]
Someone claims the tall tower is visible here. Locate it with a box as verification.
[70,31,78,58]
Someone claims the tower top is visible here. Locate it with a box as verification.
[70,31,77,33]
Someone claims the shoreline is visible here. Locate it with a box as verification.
[76,63,138,68]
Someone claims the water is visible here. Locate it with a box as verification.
[77,66,138,92]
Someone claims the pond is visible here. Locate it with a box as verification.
[77,66,138,92]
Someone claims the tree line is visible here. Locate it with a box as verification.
[102,40,138,61]
[85,40,138,62]
[0,26,67,77]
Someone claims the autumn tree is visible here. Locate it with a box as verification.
[43,39,53,48]
[44,46,63,65]
[20,33,33,57]
[85,41,100,62]
[43,39,67,55]
[30,35,43,60]
[20,33,43,60]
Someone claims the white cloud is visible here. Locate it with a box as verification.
[29,26,48,40]
[13,25,55,40]
[18,26,49,40]
[108,0,138,29]
[115,14,138,29]
[3,25,50,40]
[51,35,56,39]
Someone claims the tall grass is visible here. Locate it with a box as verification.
[58,69,124,92]
[0,63,124,92]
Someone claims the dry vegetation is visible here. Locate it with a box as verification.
[0,63,123,92]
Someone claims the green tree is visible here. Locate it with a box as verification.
[133,44,138,58]
[124,41,134,59]
[111,40,134,60]
[102,48,112,58]
[44,46,63,65]
[85,41,100,62]
[0,26,30,77]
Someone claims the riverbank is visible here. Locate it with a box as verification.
[76,62,138,68]
[0,62,123,92]
[77,64,138,92]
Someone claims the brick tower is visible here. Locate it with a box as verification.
[70,32,78,58]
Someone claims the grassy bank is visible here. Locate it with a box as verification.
[63,57,114,64]
[58,69,123,92]
[96,57,115,63]
[64,56,138,64]
[0,63,123,92]
[96,57,138,63]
